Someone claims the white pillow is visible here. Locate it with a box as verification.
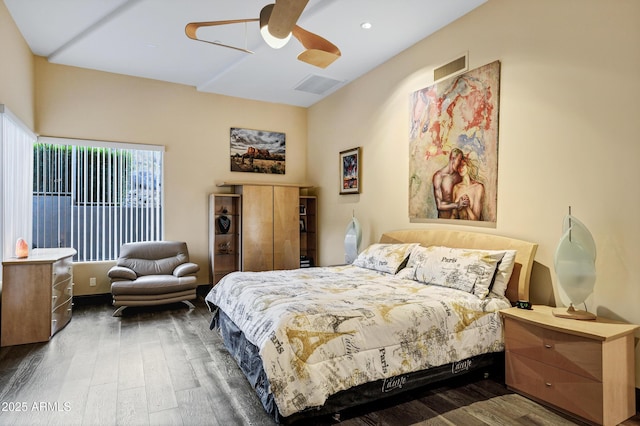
[489,249,517,297]
[413,246,506,299]
[352,243,419,274]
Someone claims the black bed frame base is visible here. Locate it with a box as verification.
[282,352,502,424]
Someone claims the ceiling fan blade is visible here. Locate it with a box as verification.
[185,19,259,54]
[268,0,309,39]
[185,19,259,39]
[297,49,340,69]
[292,25,341,68]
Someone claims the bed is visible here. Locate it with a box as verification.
[204,229,537,423]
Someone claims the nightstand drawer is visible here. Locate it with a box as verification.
[504,317,602,381]
[507,351,603,424]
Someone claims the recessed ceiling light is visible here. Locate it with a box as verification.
[360,22,372,30]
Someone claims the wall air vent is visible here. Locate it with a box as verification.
[434,54,468,82]
[294,74,344,95]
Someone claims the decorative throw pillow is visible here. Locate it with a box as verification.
[413,246,506,299]
[394,245,431,280]
[394,266,416,280]
[489,249,517,297]
[352,243,419,274]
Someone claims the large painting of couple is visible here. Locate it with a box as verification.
[409,60,500,224]
[230,127,286,174]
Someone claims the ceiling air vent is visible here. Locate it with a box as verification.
[434,54,468,82]
[294,75,344,95]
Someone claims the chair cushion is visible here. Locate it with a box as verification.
[111,274,198,296]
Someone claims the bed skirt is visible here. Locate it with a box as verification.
[211,308,502,424]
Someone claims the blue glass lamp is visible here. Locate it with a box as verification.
[553,208,597,320]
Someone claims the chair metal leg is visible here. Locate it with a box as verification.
[112,301,193,317]
[112,306,127,317]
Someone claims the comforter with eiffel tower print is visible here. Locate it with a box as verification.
[205,265,510,417]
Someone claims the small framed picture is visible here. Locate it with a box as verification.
[300,218,307,232]
[339,147,361,194]
[299,205,306,215]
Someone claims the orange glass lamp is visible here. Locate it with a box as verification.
[15,238,29,258]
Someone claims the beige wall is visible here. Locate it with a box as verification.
[308,0,640,381]
[0,0,34,128]
[34,58,308,295]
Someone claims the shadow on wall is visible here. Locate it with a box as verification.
[529,262,555,306]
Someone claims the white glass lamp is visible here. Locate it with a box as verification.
[553,209,597,320]
[344,214,362,264]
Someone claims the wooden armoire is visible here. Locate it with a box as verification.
[215,182,315,273]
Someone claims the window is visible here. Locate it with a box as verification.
[33,137,164,261]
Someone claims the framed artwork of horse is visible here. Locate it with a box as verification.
[230,127,286,174]
[339,147,361,194]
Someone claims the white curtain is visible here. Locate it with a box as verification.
[0,105,36,271]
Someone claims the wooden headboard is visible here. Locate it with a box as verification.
[379,229,538,304]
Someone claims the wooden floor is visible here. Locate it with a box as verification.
[1,296,639,426]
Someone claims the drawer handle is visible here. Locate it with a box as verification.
[545,382,552,387]
[544,344,553,349]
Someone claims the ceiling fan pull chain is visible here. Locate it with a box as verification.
[244,22,248,50]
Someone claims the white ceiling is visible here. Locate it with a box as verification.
[4,0,486,107]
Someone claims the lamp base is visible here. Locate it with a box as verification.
[552,304,596,320]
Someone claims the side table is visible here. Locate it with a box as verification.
[501,305,638,425]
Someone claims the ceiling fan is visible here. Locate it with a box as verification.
[185,0,341,69]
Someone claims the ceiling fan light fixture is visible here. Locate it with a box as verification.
[260,3,291,49]
[260,26,292,49]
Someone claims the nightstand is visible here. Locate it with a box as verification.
[501,305,638,425]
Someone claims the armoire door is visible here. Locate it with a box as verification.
[241,185,274,271]
[273,185,300,270]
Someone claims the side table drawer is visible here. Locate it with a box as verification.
[52,257,73,286]
[52,278,73,311]
[51,297,72,336]
[506,351,603,424]
[504,317,602,381]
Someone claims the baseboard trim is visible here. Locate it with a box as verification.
[73,293,111,306]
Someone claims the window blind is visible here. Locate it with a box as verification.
[34,137,164,262]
